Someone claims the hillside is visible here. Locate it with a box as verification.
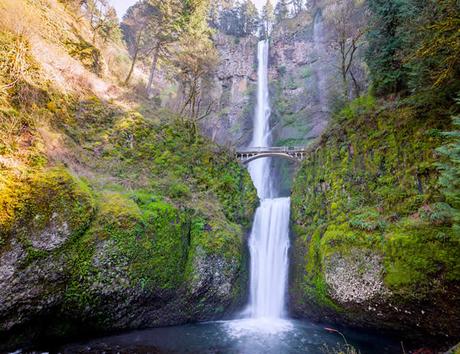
[0,0,257,349]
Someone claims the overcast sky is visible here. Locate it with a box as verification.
[109,0,277,19]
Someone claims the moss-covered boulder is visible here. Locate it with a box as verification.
[290,98,460,341]
[0,106,257,350]
[0,17,257,351]
[61,190,249,332]
[0,168,95,340]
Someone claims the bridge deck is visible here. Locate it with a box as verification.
[236,146,306,154]
[236,146,308,164]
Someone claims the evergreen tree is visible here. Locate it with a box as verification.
[121,1,158,84]
[275,0,289,23]
[144,0,188,98]
[240,0,259,36]
[217,0,258,37]
[82,0,120,44]
[437,111,460,234]
[177,0,219,132]
[365,0,407,96]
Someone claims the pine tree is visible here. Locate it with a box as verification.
[366,0,407,96]
[274,0,289,23]
[240,0,259,36]
[83,0,120,44]
[437,111,460,233]
[121,1,157,84]
[144,0,187,98]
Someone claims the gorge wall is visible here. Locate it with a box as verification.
[203,5,460,346]
[203,9,339,150]
[289,97,460,342]
[0,1,258,350]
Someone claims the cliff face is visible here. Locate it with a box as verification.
[0,1,258,350]
[202,10,339,150]
[201,33,258,147]
[269,11,330,148]
[290,97,460,341]
[201,11,340,193]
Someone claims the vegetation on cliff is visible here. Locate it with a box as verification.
[0,0,257,349]
[290,0,460,343]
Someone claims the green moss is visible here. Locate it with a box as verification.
[291,94,457,314]
[384,223,459,295]
[1,167,95,259]
[15,168,95,238]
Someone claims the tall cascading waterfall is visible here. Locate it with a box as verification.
[246,40,291,320]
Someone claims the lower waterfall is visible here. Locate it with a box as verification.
[247,197,290,319]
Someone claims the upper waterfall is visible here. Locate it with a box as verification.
[248,40,273,199]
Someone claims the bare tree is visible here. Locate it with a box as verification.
[326,0,367,99]
[176,33,219,139]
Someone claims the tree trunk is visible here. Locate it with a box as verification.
[340,41,349,99]
[125,48,139,85]
[342,61,348,99]
[146,43,161,99]
[349,70,361,98]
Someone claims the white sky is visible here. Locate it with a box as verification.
[109,0,278,19]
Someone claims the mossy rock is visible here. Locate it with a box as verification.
[290,96,460,339]
[1,167,95,254]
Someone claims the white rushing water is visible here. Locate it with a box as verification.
[248,40,273,199]
[246,40,291,320]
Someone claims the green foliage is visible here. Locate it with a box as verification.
[60,96,257,227]
[0,0,258,343]
[384,223,459,295]
[65,37,102,75]
[0,167,95,251]
[366,0,408,95]
[300,66,312,79]
[366,0,460,98]
[405,0,460,91]
[349,209,387,232]
[275,0,289,23]
[337,94,376,122]
[82,0,121,44]
[437,115,460,232]
[216,0,259,37]
[291,95,459,312]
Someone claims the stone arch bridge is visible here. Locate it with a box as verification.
[236,147,308,164]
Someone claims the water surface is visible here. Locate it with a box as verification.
[58,319,401,353]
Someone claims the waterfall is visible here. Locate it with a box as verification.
[248,40,273,199]
[246,40,291,320]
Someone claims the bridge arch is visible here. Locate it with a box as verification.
[239,152,298,164]
[236,147,307,164]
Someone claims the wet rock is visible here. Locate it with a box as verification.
[324,249,389,304]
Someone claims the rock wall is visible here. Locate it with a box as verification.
[290,97,460,343]
[201,33,258,147]
[0,95,258,351]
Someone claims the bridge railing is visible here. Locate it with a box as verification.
[236,146,306,153]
